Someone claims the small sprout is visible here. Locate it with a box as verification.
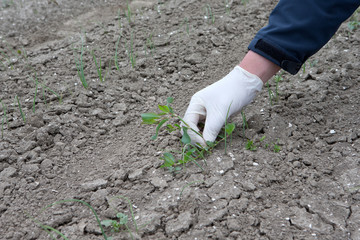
[115,34,121,71]
[204,5,215,24]
[273,143,281,153]
[142,98,231,172]
[260,135,266,142]
[266,82,274,105]
[92,50,106,82]
[101,213,128,232]
[73,37,88,88]
[245,140,257,151]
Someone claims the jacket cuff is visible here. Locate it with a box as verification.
[248,37,303,75]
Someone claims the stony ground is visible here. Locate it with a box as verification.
[0,0,359,239]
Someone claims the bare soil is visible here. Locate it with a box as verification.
[0,0,359,239]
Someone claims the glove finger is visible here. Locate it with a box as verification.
[202,109,226,143]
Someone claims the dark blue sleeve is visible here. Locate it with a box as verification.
[248,0,360,74]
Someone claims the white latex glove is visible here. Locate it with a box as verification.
[182,66,263,145]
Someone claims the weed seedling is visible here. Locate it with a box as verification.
[245,139,257,151]
[101,213,128,233]
[92,50,106,82]
[127,31,136,68]
[125,0,132,23]
[145,33,155,56]
[241,110,248,137]
[141,98,235,172]
[204,5,215,24]
[241,0,250,5]
[15,95,26,124]
[73,37,88,88]
[273,143,281,153]
[266,82,274,106]
[224,103,235,154]
[103,196,141,240]
[225,0,231,14]
[115,33,121,71]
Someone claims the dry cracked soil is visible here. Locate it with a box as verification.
[0,0,360,239]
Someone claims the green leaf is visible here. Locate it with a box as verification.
[160,152,175,167]
[158,105,170,113]
[167,97,174,104]
[141,113,160,124]
[225,123,235,135]
[181,127,191,144]
[101,220,115,227]
[206,141,215,148]
[116,213,128,225]
[151,118,168,140]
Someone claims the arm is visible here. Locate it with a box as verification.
[249,0,360,74]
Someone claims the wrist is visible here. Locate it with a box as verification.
[239,50,280,83]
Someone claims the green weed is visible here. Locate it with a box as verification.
[241,0,250,5]
[141,98,235,172]
[125,0,132,23]
[224,103,235,154]
[103,196,141,240]
[73,37,88,88]
[115,33,122,71]
[348,9,359,31]
[225,0,231,14]
[205,5,215,24]
[92,50,106,82]
[145,33,155,56]
[266,82,274,106]
[15,95,26,124]
[245,139,256,151]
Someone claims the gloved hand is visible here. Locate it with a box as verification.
[182,66,263,145]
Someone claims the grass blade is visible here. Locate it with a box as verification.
[16,95,26,124]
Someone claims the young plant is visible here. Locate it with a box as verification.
[266,82,274,106]
[145,33,155,56]
[15,95,26,124]
[141,98,235,172]
[92,50,106,82]
[273,143,281,153]
[103,195,141,240]
[125,0,132,23]
[224,103,235,154]
[225,0,231,14]
[245,139,257,151]
[241,0,250,5]
[101,213,128,233]
[73,37,88,88]
[205,5,215,24]
[241,110,248,137]
[115,33,122,71]
[181,17,190,36]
